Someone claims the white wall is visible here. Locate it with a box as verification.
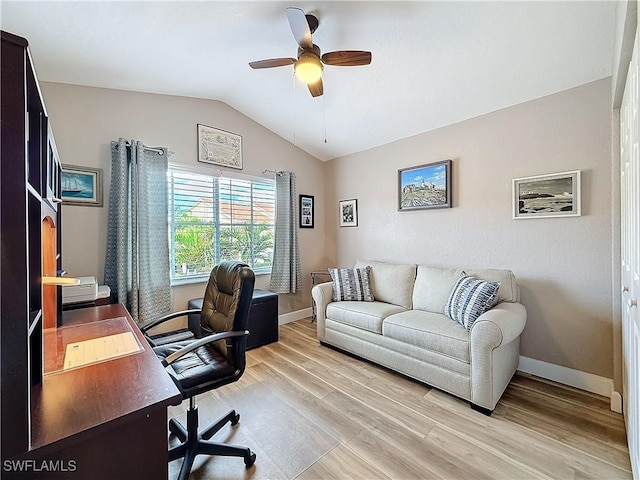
[324,78,615,379]
[612,0,637,109]
[41,82,327,314]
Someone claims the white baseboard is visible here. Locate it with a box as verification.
[279,307,312,325]
[518,356,619,411]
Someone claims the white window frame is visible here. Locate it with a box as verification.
[167,163,275,284]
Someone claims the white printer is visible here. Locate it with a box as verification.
[62,276,110,305]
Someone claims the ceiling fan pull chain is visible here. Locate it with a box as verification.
[292,70,297,148]
[323,91,327,144]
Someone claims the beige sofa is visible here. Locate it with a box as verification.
[312,260,527,413]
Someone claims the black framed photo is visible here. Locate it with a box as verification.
[339,199,358,227]
[398,159,452,211]
[299,194,314,228]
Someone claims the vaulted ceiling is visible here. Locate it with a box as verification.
[1,1,616,161]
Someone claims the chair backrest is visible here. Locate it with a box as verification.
[200,261,255,362]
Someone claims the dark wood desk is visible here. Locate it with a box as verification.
[17,304,182,480]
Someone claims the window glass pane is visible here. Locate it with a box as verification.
[173,222,215,276]
[252,224,275,270]
[168,166,275,280]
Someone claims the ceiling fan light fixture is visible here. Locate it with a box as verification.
[294,55,323,84]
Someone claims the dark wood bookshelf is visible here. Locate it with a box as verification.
[1,31,182,479]
[1,29,62,459]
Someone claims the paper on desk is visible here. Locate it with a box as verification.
[63,331,141,370]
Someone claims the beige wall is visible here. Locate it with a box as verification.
[41,82,326,315]
[42,78,617,379]
[323,78,615,379]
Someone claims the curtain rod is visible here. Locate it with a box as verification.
[115,141,174,156]
[262,169,283,176]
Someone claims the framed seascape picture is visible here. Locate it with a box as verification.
[299,194,314,228]
[197,124,243,169]
[512,170,581,219]
[61,165,103,207]
[398,159,452,211]
[339,199,358,227]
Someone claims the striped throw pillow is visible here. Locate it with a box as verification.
[329,267,374,302]
[444,272,500,330]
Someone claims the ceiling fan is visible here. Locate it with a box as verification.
[249,7,372,97]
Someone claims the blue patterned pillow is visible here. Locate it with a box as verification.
[329,267,374,302]
[444,272,500,330]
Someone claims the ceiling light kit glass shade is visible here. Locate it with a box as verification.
[294,55,323,84]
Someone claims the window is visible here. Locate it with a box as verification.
[167,165,275,281]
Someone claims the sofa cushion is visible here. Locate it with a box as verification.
[465,268,518,303]
[327,301,407,334]
[412,265,460,313]
[382,310,470,363]
[444,273,500,330]
[329,266,374,302]
[354,260,416,309]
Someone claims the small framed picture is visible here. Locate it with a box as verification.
[299,194,314,228]
[512,170,581,219]
[398,159,452,211]
[339,199,358,227]
[61,165,103,207]
[197,124,243,170]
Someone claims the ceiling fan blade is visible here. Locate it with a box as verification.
[249,58,296,69]
[286,7,313,49]
[322,50,372,66]
[307,78,323,97]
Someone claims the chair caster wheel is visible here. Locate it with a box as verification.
[231,413,240,425]
[244,451,256,468]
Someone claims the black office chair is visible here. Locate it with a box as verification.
[141,261,257,480]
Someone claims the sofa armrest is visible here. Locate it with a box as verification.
[471,301,527,348]
[470,301,527,410]
[312,282,333,341]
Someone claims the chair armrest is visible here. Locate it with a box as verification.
[471,302,527,348]
[140,309,202,333]
[161,330,249,367]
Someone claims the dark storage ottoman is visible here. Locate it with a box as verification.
[187,289,278,350]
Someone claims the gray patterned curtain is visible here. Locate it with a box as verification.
[104,138,171,323]
[269,171,302,293]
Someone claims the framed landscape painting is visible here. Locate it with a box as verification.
[61,165,103,207]
[398,159,452,211]
[512,170,581,219]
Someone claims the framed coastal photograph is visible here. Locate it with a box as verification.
[299,194,314,228]
[512,170,581,219]
[61,165,103,207]
[197,124,243,170]
[339,199,358,227]
[398,159,452,211]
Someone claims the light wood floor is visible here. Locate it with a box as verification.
[168,319,631,480]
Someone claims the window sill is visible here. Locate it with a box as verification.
[171,270,271,288]
[171,276,209,287]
